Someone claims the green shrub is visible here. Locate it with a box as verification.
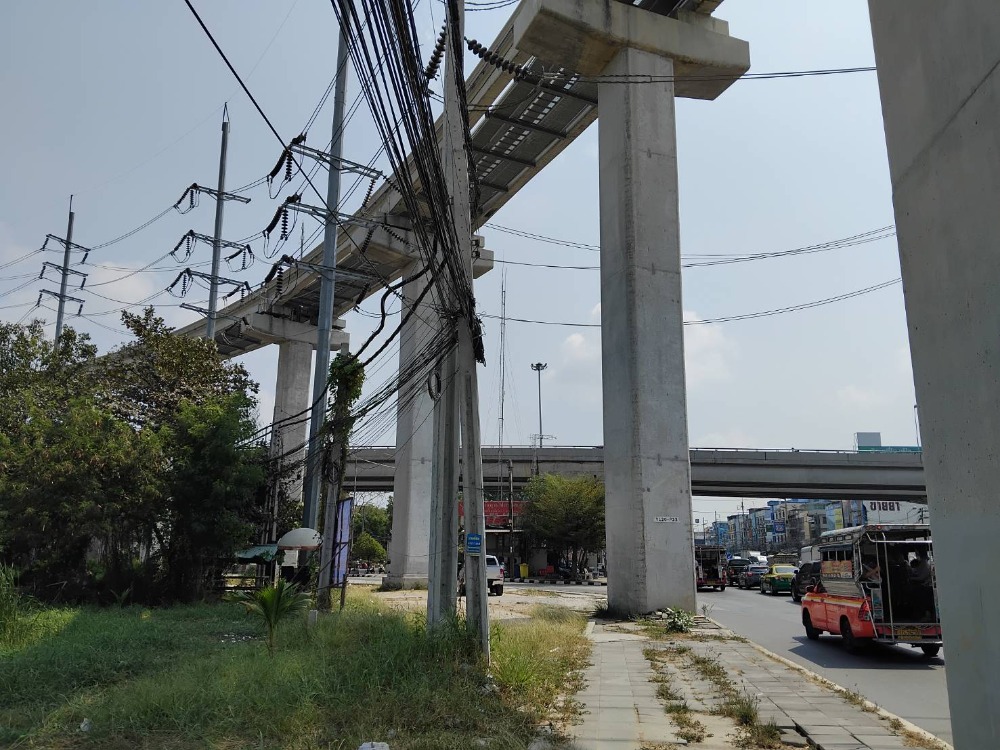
[0,565,18,646]
[661,607,695,633]
[230,580,311,655]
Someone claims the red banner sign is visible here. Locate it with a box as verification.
[459,500,526,527]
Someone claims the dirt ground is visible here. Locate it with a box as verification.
[352,581,607,621]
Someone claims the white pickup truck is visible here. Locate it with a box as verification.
[458,554,505,597]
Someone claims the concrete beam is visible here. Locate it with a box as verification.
[868,2,1000,746]
[345,446,929,499]
[513,0,750,99]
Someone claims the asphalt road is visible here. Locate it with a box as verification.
[698,586,952,744]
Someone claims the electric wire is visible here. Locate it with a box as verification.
[478,277,902,328]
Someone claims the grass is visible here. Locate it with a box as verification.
[0,593,590,749]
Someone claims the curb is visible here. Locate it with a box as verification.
[703,616,952,750]
[512,578,608,586]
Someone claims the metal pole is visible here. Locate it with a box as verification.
[53,196,75,344]
[531,362,547,448]
[301,24,350,532]
[206,108,230,342]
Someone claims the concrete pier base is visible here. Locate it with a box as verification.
[599,49,695,615]
[868,3,1000,746]
[386,262,437,588]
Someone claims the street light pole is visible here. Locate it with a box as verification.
[531,362,547,449]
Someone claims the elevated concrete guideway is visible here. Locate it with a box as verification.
[344,446,927,500]
[173,0,742,359]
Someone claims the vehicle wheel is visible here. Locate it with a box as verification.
[792,585,801,602]
[769,582,777,595]
[920,645,940,658]
[840,617,861,653]
[493,585,503,597]
[759,582,765,594]
[803,610,820,640]
[719,584,726,592]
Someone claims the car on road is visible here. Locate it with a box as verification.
[791,561,821,602]
[760,564,797,595]
[737,564,769,590]
[726,557,753,585]
[458,554,504,597]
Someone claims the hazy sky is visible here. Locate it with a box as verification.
[0,1,916,519]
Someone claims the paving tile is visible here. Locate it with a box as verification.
[849,736,908,749]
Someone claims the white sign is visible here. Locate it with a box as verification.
[654,516,680,523]
[863,500,927,525]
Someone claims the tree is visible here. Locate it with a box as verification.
[522,474,605,576]
[350,532,387,565]
[98,308,257,431]
[351,504,390,550]
[158,395,266,601]
[0,314,268,604]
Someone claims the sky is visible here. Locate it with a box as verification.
[0,1,918,520]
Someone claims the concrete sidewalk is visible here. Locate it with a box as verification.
[568,618,949,750]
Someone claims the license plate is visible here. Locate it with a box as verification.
[895,627,922,640]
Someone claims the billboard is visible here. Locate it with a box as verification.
[862,500,928,524]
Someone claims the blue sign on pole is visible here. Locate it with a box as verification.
[466,533,482,555]
[773,522,786,534]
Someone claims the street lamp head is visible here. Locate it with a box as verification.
[531,362,548,372]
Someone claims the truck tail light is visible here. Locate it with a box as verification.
[859,602,871,621]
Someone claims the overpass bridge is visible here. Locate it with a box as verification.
[345,446,927,501]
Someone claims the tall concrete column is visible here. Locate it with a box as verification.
[387,261,437,587]
[271,340,313,528]
[599,48,695,615]
[868,3,1000,746]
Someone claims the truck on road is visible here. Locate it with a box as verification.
[801,524,942,657]
[695,545,728,591]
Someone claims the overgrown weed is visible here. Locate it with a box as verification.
[1,592,590,749]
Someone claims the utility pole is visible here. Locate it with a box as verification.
[206,108,230,341]
[301,21,351,534]
[40,198,89,345]
[54,197,76,343]
[531,362,548,448]
[444,0,490,660]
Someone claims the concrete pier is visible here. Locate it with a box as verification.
[868,3,1000,746]
[386,262,437,587]
[271,340,313,512]
[516,0,748,614]
[598,49,695,614]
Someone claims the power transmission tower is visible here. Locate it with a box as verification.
[39,197,90,343]
[169,108,251,337]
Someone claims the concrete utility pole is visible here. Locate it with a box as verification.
[449,0,490,658]
[301,22,351,532]
[53,197,76,343]
[205,108,230,342]
[427,351,460,626]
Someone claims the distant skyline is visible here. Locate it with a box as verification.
[0,2,916,521]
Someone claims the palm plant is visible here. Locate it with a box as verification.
[232,579,311,655]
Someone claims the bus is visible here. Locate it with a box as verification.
[801,524,942,657]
